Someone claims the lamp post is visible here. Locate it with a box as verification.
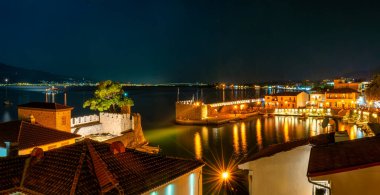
[233,105,237,118]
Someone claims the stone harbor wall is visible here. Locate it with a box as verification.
[71,112,146,149]
[71,115,99,127]
[72,123,103,136]
[99,112,134,135]
[104,113,147,148]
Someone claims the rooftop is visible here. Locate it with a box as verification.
[0,139,204,194]
[308,136,380,177]
[268,91,304,97]
[326,88,358,93]
[240,133,335,164]
[0,120,80,150]
[18,102,73,110]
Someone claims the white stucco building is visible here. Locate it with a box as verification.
[239,134,380,195]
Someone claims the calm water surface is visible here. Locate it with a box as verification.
[0,86,362,194]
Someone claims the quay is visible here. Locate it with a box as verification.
[175,99,263,125]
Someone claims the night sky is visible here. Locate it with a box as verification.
[0,0,379,83]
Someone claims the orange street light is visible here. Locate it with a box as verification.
[221,171,229,181]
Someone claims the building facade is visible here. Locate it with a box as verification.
[265,91,309,109]
[309,92,325,108]
[325,88,359,109]
[18,102,73,132]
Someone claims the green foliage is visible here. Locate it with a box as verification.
[83,80,134,112]
[365,74,380,101]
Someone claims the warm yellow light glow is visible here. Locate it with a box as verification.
[221,171,229,180]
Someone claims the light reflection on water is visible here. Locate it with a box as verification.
[1,86,367,193]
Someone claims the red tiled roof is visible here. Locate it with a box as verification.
[326,88,358,93]
[0,139,204,194]
[18,102,73,110]
[0,121,80,150]
[308,136,380,177]
[240,133,335,164]
[268,91,304,96]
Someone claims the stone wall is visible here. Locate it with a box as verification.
[71,123,103,136]
[99,112,134,135]
[176,102,207,120]
[71,114,99,127]
[103,113,146,148]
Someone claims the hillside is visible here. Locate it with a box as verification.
[0,63,82,83]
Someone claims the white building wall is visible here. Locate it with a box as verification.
[238,145,313,195]
[296,92,309,108]
[144,168,203,195]
[312,165,380,195]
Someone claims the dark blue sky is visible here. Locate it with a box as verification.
[0,0,379,83]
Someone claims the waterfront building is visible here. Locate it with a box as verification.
[325,88,359,109]
[264,91,309,109]
[308,136,380,195]
[239,134,380,195]
[333,78,360,91]
[0,120,80,157]
[238,133,334,195]
[18,102,73,133]
[309,92,325,108]
[0,139,204,194]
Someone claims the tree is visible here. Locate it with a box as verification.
[83,80,134,113]
[365,74,380,103]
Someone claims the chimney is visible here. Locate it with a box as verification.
[28,115,36,124]
[30,147,44,160]
[110,141,125,154]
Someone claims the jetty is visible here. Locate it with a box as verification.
[175,98,263,125]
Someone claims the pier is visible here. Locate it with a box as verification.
[175,98,264,125]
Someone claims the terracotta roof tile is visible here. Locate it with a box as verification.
[308,136,380,177]
[0,120,80,150]
[268,91,304,96]
[18,102,73,110]
[0,139,204,194]
[0,156,28,191]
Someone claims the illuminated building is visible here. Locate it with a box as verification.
[18,102,73,133]
[264,91,309,109]
[309,92,325,108]
[325,88,359,109]
[333,78,360,91]
[239,134,380,195]
[238,133,334,195]
[0,139,204,194]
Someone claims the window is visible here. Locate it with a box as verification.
[312,180,330,195]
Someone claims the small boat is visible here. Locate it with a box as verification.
[268,114,275,117]
[3,100,12,105]
[299,113,308,119]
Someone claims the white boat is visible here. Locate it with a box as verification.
[3,100,12,105]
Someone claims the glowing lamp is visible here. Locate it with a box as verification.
[221,171,229,180]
